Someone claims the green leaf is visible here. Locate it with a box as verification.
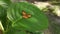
[5,28,27,34]
[7,2,48,32]
[2,0,11,5]
[0,5,6,18]
[0,1,8,7]
[0,5,7,31]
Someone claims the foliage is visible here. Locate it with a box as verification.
[0,0,48,34]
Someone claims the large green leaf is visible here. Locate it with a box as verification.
[7,2,48,32]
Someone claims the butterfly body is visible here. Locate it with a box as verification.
[22,11,31,19]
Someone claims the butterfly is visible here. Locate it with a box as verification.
[22,11,31,19]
